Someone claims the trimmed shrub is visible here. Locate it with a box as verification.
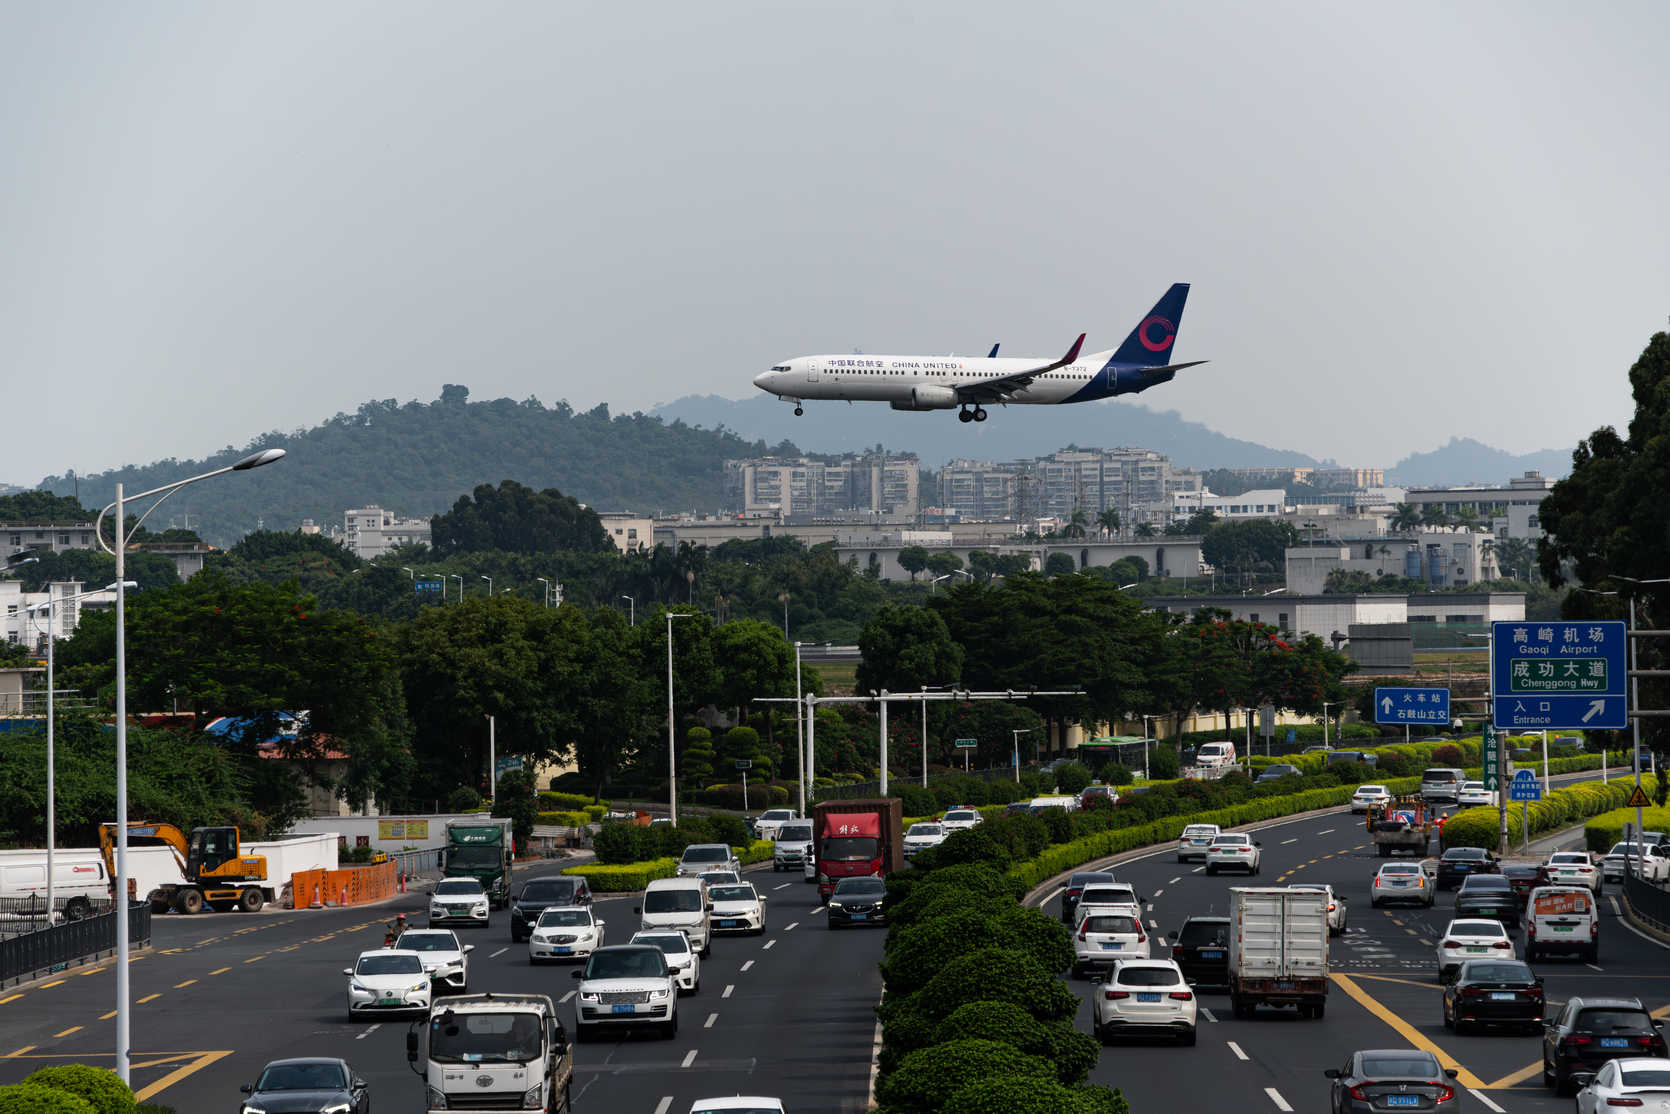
[877,1010,940,1073]
[883,948,1078,1026]
[702,814,752,849]
[912,826,1011,873]
[736,839,775,866]
[1584,797,1670,852]
[933,1001,1099,1085]
[702,783,791,809]
[1148,745,1181,780]
[0,1084,96,1114]
[897,785,937,816]
[534,811,590,827]
[560,857,676,892]
[882,906,1072,994]
[1442,777,1657,850]
[1432,744,1465,767]
[874,1038,1054,1114]
[1104,765,1134,787]
[538,790,597,809]
[22,1066,134,1114]
[1054,762,1092,795]
[945,1076,1131,1114]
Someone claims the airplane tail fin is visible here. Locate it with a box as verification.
[1108,283,1190,367]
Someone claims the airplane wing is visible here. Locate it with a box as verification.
[955,333,1084,404]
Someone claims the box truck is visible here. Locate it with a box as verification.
[1228,886,1330,1019]
[809,799,904,901]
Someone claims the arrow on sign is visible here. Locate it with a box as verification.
[1581,699,1607,724]
[1381,697,1393,714]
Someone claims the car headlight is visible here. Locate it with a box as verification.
[578,930,593,939]
[649,987,670,999]
[351,983,372,994]
[579,991,600,1002]
[828,901,844,910]
[427,1086,449,1109]
[522,1084,544,1107]
[321,1104,353,1114]
[411,982,430,993]
[241,1105,267,1114]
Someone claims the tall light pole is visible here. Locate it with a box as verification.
[401,567,414,580]
[536,577,552,608]
[666,611,698,824]
[1012,728,1032,783]
[877,689,890,797]
[931,574,951,593]
[486,714,497,802]
[794,643,806,815]
[448,574,463,602]
[921,685,930,788]
[94,446,284,1085]
[1141,713,1162,780]
[1321,701,1339,748]
[480,575,493,597]
[620,595,635,627]
[1614,575,1670,879]
[779,592,790,638]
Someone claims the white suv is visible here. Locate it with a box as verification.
[571,944,678,1040]
[1072,911,1148,978]
[1176,824,1220,862]
[1091,958,1196,1045]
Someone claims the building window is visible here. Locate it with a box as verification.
[58,535,70,546]
[1278,613,1289,630]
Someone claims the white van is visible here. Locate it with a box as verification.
[1027,796,1080,814]
[635,877,711,957]
[1524,885,1599,962]
[0,849,109,920]
[1195,742,1237,771]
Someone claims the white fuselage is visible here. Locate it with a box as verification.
[753,354,1110,407]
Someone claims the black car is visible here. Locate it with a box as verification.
[1442,959,1543,1034]
[1543,996,1669,1095]
[240,1057,368,1114]
[1501,862,1545,907]
[1436,846,1498,890]
[1169,915,1231,988]
[1455,875,1521,927]
[827,875,887,928]
[1326,1049,1459,1113]
[1060,871,1117,925]
[1256,764,1302,784]
[1002,802,1032,817]
[509,876,593,942]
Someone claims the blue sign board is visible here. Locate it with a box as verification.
[1508,768,1543,802]
[416,578,445,599]
[1286,728,1296,744]
[1492,620,1628,730]
[1373,686,1451,726]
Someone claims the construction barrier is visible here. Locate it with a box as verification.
[289,862,398,909]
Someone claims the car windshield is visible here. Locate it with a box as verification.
[1461,962,1531,982]
[1361,1054,1440,1077]
[908,824,943,837]
[1550,853,1589,864]
[357,954,423,975]
[1084,915,1139,933]
[1178,921,1229,946]
[1449,920,1506,937]
[1358,786,1387,794]
[833,878,885,896]
[1070,873,1115,886]
[681,847,730,864]
[945,811,977,822]
[585,949,667,980]
[1461,877,1511,891]
[643,890,702,914]
[1621,1068,1670,1086]
[1576,1008,1654,1034]
[435,879,484,895]
[699,872,738,884]
[536,909,591,927]
[1380,865,1420,876]
[1080,887,1135,904]
[1462,782,1485,791]
[428,1011,544,1064]
[761,811,793,821]
[518,880,576,902]
[1116,966,1181,987]
[446,846,503,869]
[1608,844,1643,856]
[635,934,689,955]
[396,933,458,952]
[710,886,756,902]
[1211,836,1248,846]
[1182,826,1217,837]
[256,1062,346,1091]
[778,824,813,841]
[821,836,879,862]
[1443,849,1486,861]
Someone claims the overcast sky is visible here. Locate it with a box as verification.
[3,1,1666,483]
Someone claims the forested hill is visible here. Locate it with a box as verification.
[35,386,803,546]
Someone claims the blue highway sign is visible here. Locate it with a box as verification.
[1492,620,1628,730]
[1374,686,1451,726]
[1508,768,1543,802]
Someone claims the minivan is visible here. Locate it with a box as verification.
[1524,885,1598,962]
[0,850,110,921]
[635,877,711,957]
[1421,768,1467,804]
[1195,742,1236,771]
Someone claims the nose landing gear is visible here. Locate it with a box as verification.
[794,406,804,416]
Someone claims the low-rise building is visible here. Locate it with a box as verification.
[597,512,652,553]
[1285,531,1499,593]
[344,505,432,559]
[1401,472,1556,538]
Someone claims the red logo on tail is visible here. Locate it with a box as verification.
[1139,315,1175,352]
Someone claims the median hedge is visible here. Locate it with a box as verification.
[1585,795,1670,852]
[18,1068,133,1114]
[559,857,677,891]
[535,810,592,827]
[1440,776,1661,850]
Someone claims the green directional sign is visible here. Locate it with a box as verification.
[955,738,978,749]
[735,759,752,770]
[1482,724,1501,792]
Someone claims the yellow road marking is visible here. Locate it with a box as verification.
[6,1046,35,1057]
[99,1011,116,1020]
[137,993,161,1004]
[209,967,231,975]
[243,955,262,964]
[1390,918,1405,927]
[134,1049,237,1101]
[52,1027,81,1038]
[79,966,106,976]
[0,995,22,1005]
[1483,996,1670,1089]
[1330,973,1486,1089]
[1344,972,1441,991]
[174,979,196,988]
[39,980,65,988]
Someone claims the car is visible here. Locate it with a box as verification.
[751,809,798,840]
[697,870,741,889]
[570,944,678,1041]
[1573,1058,1670,1113]
[1442,958,1545,1034]
[1074,883,1142,920]
[771,819,815,873]
[708,882,767,935]
[509,875,593,942]
[1176,824,1220,862]
[1642,830,1667,847]
[1072,911,1148,977]
[902,822,947,859]
[687,1099,786,1114]
[1644,843,1670,884]
[1543,997,1670,1095]
[1436,846,1499,890]
[826,875,886,928]
[1371,862,1433,908]
[1501,861,1545,907]
[1350,785,1392,814]
[1325,1049,1460,1112]
[1080,784,1119,808]
[939,808,983,831]
[1090,958,1196,1045]
[1195,741,1237,771]
[1456,781,1497,808]
[1001,801,1032,817]
[1600,842,1646,883]
[1205,833,1261,875]
[637,877,712,957]
[1027,795,1081,814]
[1255,763,1302,783]
[676,843,741,877]
[1059,871,1118,925]
[394,927,474,991]
[1302,745,1334,754]
[343,949,431,1020]
[1168,915,1231,988]
[1329,750,1379,769]
[528,905,607,964]
[1288,883,1347,936]
[239,1057,369,1114]
[1544,850,1603,894]
[1525,884,1601,962]
[630,929,701,995]
[1454,874,1521,927]
[1421,767,1467,804]
[1436,917,1516,981]
[1550,736,1587,754]
[429,877,491,927]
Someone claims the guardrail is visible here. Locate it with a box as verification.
[0,895,115,939]
[0,901,150,989]
[1624,873,1670,938]
[387,848,442,878]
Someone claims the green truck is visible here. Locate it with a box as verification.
[441,818,514,908]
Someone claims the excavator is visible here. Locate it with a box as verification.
[97,821,271,914]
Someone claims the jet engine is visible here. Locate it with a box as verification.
[889,386,960,411]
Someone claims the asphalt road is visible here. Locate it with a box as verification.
[1035,780,1670,1114]
[0,865,883,1113]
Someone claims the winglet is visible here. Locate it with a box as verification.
[987,343,1000,358]
[1063,333,1085,365]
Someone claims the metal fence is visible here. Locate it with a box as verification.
[1624,874,1670,937]
[0,901,150,989]
[0,895,115,939]
[387,847,443,879]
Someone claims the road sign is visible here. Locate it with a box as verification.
[1259,704,1275,737]
[1373,686,1451,726]
[1626,784,1652,808]
[734,759,753,770]
[1508,768,1543,802]
[1482,724,1502,792]
[1286,728,1296,744]
[954,738,978,749]
[1492,620,1628,730]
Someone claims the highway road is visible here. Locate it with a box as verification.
[1036,783,1670,1114]
[0,866,883,1113]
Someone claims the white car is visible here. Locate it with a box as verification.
[1074,883,1142,921]
[429,878,490,928]
[1457,781,1497,808]
[528,905,606,963]
[772,821,815,873]
[393,928,474,991]
[940,809,983,832]
[1072,910,1148,977]
[688,1099,785,1114]
[571,944,678,1040]
[1350,785,1392,813]
[697,871,741,889]
[902,822,947,859]
[1600,842,1646,883]
[1437,918,1516,980]
[1205,833,1262,875]
[343,949,432,1020]
[708,883,767,935]
[1090,958,1197,1045]
[1574,1058,1670,1114]
[1370,862,1433,908]
[1544,851,1603,894]
[631,929,701,995]
[1176,823,1220,862]
[752,809,798,841]
[1287,883,1347,936]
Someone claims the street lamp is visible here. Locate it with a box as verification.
[931,574,952,593]
[480,575,492,596]
[1263,587,1288,596]
[779,592,790,638]
[93,446,285,1085]
[666,611,699,825]
[1011,728,1032,783]
[1321,700,1339,748]
[448,574,463,602]
[1140,713,1163,780]
[794,643,806,815]
[620,595,635,626]
[400,567,414,580]
[1118,582,1138,591]
[536,577,552,608]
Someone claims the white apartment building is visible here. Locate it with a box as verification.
[1172,488,1288,521]
[597,513,653,553]
[1,579,116,652]
[1401,472,1556,539]
[726,455,921,517]
[343,506,433,559]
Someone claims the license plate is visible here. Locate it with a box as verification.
[1101,943,1123,950]
[611,1004,635,1015]
[850,913,867,921]
[1600,1037,1630,1049]
[378,998,403,1006]
[1553,926,1572,933]
[1201,950,1224,959]
[720,920,738,928]
[1466,946,1487,953]
[1137,993,1161,1003]
[1490,992,1517,1001]
[1385,1097,1420,1108]
[1392,880,1409,887]
[555,947,572,955]
[1273,981,1294,991]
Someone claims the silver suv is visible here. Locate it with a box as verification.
[675,843,741,877]
[1420,767,1466,804]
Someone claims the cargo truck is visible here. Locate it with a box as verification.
[442,819,514,908]
[1228,886,1330,1020]
[407,992,573,1114]
[1366,796,1434,858]
[810,799,905,901]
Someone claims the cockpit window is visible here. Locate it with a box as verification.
[771,365,790,372]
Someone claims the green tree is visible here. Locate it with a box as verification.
[1096,508,1121,537]
[491,768,540,848]
[1487,536,1536,583]
[856,605,964,695]
[925,551,964,578]
[711,618,794,720]
[1200,519,1300,576]
[1134,522,1158,538]
[0,491,94,523]
[1390,503,1422,533]
[8,548,179,593]
[1323,568,1375,594]
[430,479,614,556]
[1043,553,1076,576]
[1452,503,1483,532]
[1420,504,1451,528]
[1062,508,1089,539]
[682,727,716,785]
[898,545,929,582]
[718,726,767,777]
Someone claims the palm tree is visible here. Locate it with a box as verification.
[1135,522,1158,538]
[1096,508,1121,538]
[1390,503,1422,534]
[1419,504,1451,530]
[1452,504,1482,532]
[1062,508,1089,539]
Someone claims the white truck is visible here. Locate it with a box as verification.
[1228,886,1330,1020]
[0,849,109,921]
[408,992,574,1114]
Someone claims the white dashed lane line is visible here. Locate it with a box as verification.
[653,1098,672,1114]
[774,883,792,891]
[740,960,754,973]
[1191,867,1204,874]
[722,985,734,999]
[1281,839,1299,845]
[560,990,575,1003]
[784,922,799,932]
[1264,1087,1292,1112]
[763,939,776,950]
[1168,876,1180,885]
[355,1024,381,1041]
[490,947,508,958]
[811,906,826,915]
[1468,1089,1506,1113]
[1227,1041,1249,1061]
[1200,1008,1218,1023]
[1317,829,1334,835]
[681,1049,697,1068]
[704,1013,718,1028]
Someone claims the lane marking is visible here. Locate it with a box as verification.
[1200,1007,1218,1023]
[784,922,799,932]
[1610,896,1623,916]
[1586,962,1604,972]
[137,994,161,1004]
[762,939,776,950]
[774,883,791,891]
[1265,1087,1293,1112]
[1191,867,1204,874]
[490,947,508,958]
[1169,876,1181,884]
[1347,973,1441,990]
[6,1047,35,1057]
[133,1050,235,1104]
[1318,829,1335,835]
[740,960,755,972]
[704,1012,717,1028]
[243,955,262,963]
[0,996,22,1005]
[173,980,196,989]
[811,907,826,915]
[681,1049,697,1068]
[99,1011,116,1020]
[1227,1041,1249,1061]
[722,984,734,999]
[209,967,231,976]
[654,1099,672,1114]
[53,1027,81,1038]
[1468,1089,1506,1113]
[1153,889,1165,898]
[1281,838,1299,845]
[1043,887,1065,907]
[1486,1001,1670,1089]
[1148,919,1158,930]
[1330,973,1485,1088]
[1145,904,1153,913]
[355,1024,381,1041]
[39,980,65,989]
[559,991,575,1004]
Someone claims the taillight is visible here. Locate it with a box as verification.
[1492,941,1511,949]
[1432,1084,1454,1103]
[1461,987,1487,997]
[1348,1084,1372,1101]
[1136,929,1146,943]
[1328,903,1336,912]
[1526,985,1544,1000]
[1592,921,1600,936]
[1078,927,1087,941]
[1104,990,1129,1000]
[1172,945,1184,958]
[1608,1099,1645,1107]
[1565,1035,1592,1047]
[1442,939,1460,948]
[1526,922,1537,937]
[1168,991,1193,1001]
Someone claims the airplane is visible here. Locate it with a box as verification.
[752,284,1205,423]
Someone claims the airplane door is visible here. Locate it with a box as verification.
[807,361,819,382]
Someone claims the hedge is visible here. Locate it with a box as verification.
[1585,795,1670,852]
[535,811,591,828]
[0,1085,95,1114]
[20,1067,134,1114]
[1440,777,1661,850]
[941,1076,1130,1114]
[874,1039,1055,1114]
[703,782,791,809]
[738,839,775,866]
[560,857,677,892]
[539,790,599,809]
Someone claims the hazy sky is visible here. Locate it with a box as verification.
[3,1,1666,483]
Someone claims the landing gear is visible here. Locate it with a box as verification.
[957,406,988,424]
[794,406,804,416]
[974,407,987,422]
[958,408,973,423]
